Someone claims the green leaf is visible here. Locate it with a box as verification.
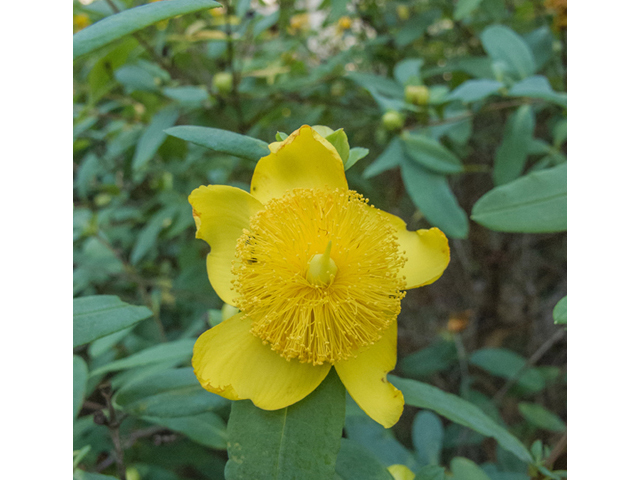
[400,156,469,239]
[165,126,270,162]
[454,0,484,20]
[115,64,159,93]
[393,58,424,85]
[132,106,180,172]
[225,369,345,480]
[415,465,446,480]
[143,412,227,449]
[334,439,394,480]
[400,339,457,379]
[448,79,504,103]
[469,348,545,392]
[528,138,552,155]
[162,86,209,106]
[73,295,152,348]
[73,356,89,419]
[402,133,464,174]
[412,411,443,465]
[428,105,472,146]
[347,72,405,99]
[73,0,221,59]
[114,367,227,417]
[74,471,120,480]
[130,206,177,265]
[389,376,533,463]
[89,327,134,358]
[450,457,492,480]
[524,26,555,71]
[448,57,495,79]
[363,138,402,178]
[493,105,535,185]
[509,76,567,107]
[553,119,567,148]
[471,163,567,233]
[90,339,195,377]
[480,25,536,80]
[345,147,370,170]
[325,129,350,163]
[518,402,566,432]
[553,297,567,325]
[345,414,416,469]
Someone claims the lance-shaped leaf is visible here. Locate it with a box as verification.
[73,295,152,348]
[402,132,464,174]
[400,156,469,239]
[472,163,567,233]
[480,25,536,80]
[165,126,270,162]
[390,376,533,463]
[74,0,221,59]
[335,439,394,480]
[553,297,567,325]
[114,367,228,417]
[225,369,345,480]
[493,105,536,186]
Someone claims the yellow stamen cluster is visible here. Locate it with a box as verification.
[231,188,407,365]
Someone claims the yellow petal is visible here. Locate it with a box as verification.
[189,185,264,306]
[250,125,348,204]
[380,210,450,289]
[193,313,332,409]
[388,465,416,480]
[334,322,404,428]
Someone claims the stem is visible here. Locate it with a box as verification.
[221,0,246,132]
[104,0,204,87]
[544,432,567,470]
[100,386,127,480]
[492,328,566,405]
[94,233,167,341]
[454,333,471,400]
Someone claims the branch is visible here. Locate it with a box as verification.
[492,328,566,405]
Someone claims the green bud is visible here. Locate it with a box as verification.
[382,111,405,131]
[213,72,233,94]
[404,85,430,106]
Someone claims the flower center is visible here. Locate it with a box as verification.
[231,188,407,365]
[306,241,338,286]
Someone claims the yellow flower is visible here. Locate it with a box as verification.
[289,13,310,31]
[337,16,352,30]
[73,14,91,33]
[189,125,449,428]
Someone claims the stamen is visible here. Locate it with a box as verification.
[306,240,338,286]
[231,188,407,365]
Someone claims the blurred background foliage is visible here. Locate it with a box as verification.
[73,0,567,478]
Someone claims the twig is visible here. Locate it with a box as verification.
[95,426,167,473]
[221,0,246,132]
[454,333,472,457]
[424,98,545,128]
[544,432,567,470]
[104,0,204,87]
[100,385,127,480]
[492,328,566,405]
[94,233,167,341]
[454,333,471,400]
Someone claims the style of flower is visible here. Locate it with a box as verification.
[189,125,450,427]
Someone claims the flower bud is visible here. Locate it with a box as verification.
[382,111,405,131]
[213,72,233,94]
[396,5,410,21]
[338,16,352,30]
[404,85,430,106]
